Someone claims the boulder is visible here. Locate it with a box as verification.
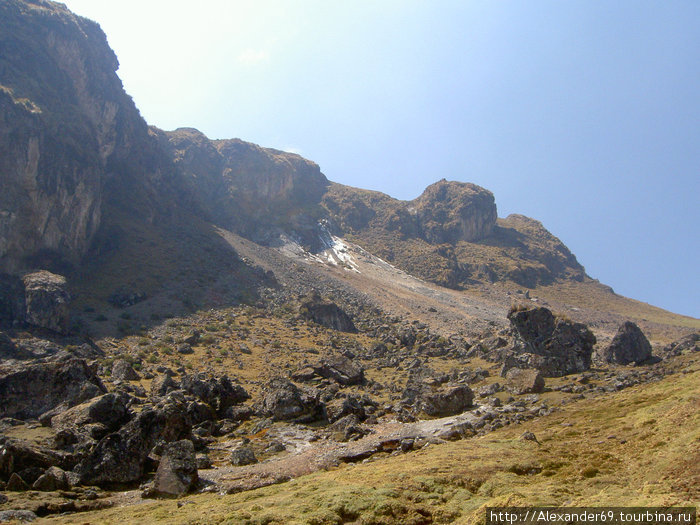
[420,384,474,417]
[299,293,356,332]
[256,378,323,422]
[6,472,29,491]
[325,396,366,423]
[414,180,497,243]
[150,373,177,398]
[599,322,653,365]
[662,333,699,357]
[0,510,38,523]
[147,440,198,497]
[111,359,140,381]
[505,368,545,394]
[0,439,70,482]
[32,466,70,491]
[178,373,249,416]
[0,359,105,420]
[295,355,365,386]
[22,271,70,333]
[230,446,257,466]
[75,396,193,486]
[50,393,131,439]
[506,306,595,377]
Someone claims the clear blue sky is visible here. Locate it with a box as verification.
[61,0,699,318]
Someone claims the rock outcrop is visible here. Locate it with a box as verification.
[414,179,497,243]
[75,395,193,486]
[505,306,595,377]
[299,294,356,332]
[598,321,652,365]
[0,358,105,419]
[22,271,70,333]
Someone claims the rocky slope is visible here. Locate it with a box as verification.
[0,2,699,522]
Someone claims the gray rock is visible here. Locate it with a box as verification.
[477,382,502,397]
[148,440,198,497]
[112,359,140,381]
[230,446,257,466]
[506,306,596,377]
[0,510,38,522]
[662,333,699,356]
[178,373,249,416]
[195,453,212,469]
[325,396,366,423]
[6,472,29,491]
[22,271,70,334]
[75,396,193,486]
[50,392,131,439]
[420,384,474,417]
[505,368,545,394]
[176,343,194,354]
[299,293,356,332]
[599,322,653,365]
[520,431,540,444]
[32,466,69,491]
[0,439,69,482]
[256,378,323,422]
[150,374,177,398]
[0,358,105,420]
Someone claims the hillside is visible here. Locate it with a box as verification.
[0,1,698,523]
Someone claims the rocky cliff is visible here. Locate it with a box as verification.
[0,0,159,271]
[1,0,586,298]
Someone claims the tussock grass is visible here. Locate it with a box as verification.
[43,357,700,525]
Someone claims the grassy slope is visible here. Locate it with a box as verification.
[43,354,699,525]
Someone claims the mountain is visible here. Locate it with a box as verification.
[0,1,698,522]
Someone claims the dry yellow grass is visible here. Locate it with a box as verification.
[41,355,699,525]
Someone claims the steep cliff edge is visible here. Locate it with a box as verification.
[0,0,160,271]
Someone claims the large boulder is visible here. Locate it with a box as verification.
[598,322,652,365]
[32,466,70,491]
[178,373,249,416]
[299,293,356,332]
[75,395,193,486]
[50,392,131,440]
[147,440,198,497]
[506,306,596,377]
[0,438,72,482]
[256,378,323,422]
[0,359,105,420]
[22,271,70,333]
[419,384,474,417]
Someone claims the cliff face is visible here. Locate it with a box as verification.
[0,0,157,271]
[159,128,329,246]
[0,0,587,296]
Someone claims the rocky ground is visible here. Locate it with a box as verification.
[1,269,697,522]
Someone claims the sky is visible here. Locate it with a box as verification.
[61,0,699,318]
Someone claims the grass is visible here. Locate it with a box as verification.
[41,355,700,525]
